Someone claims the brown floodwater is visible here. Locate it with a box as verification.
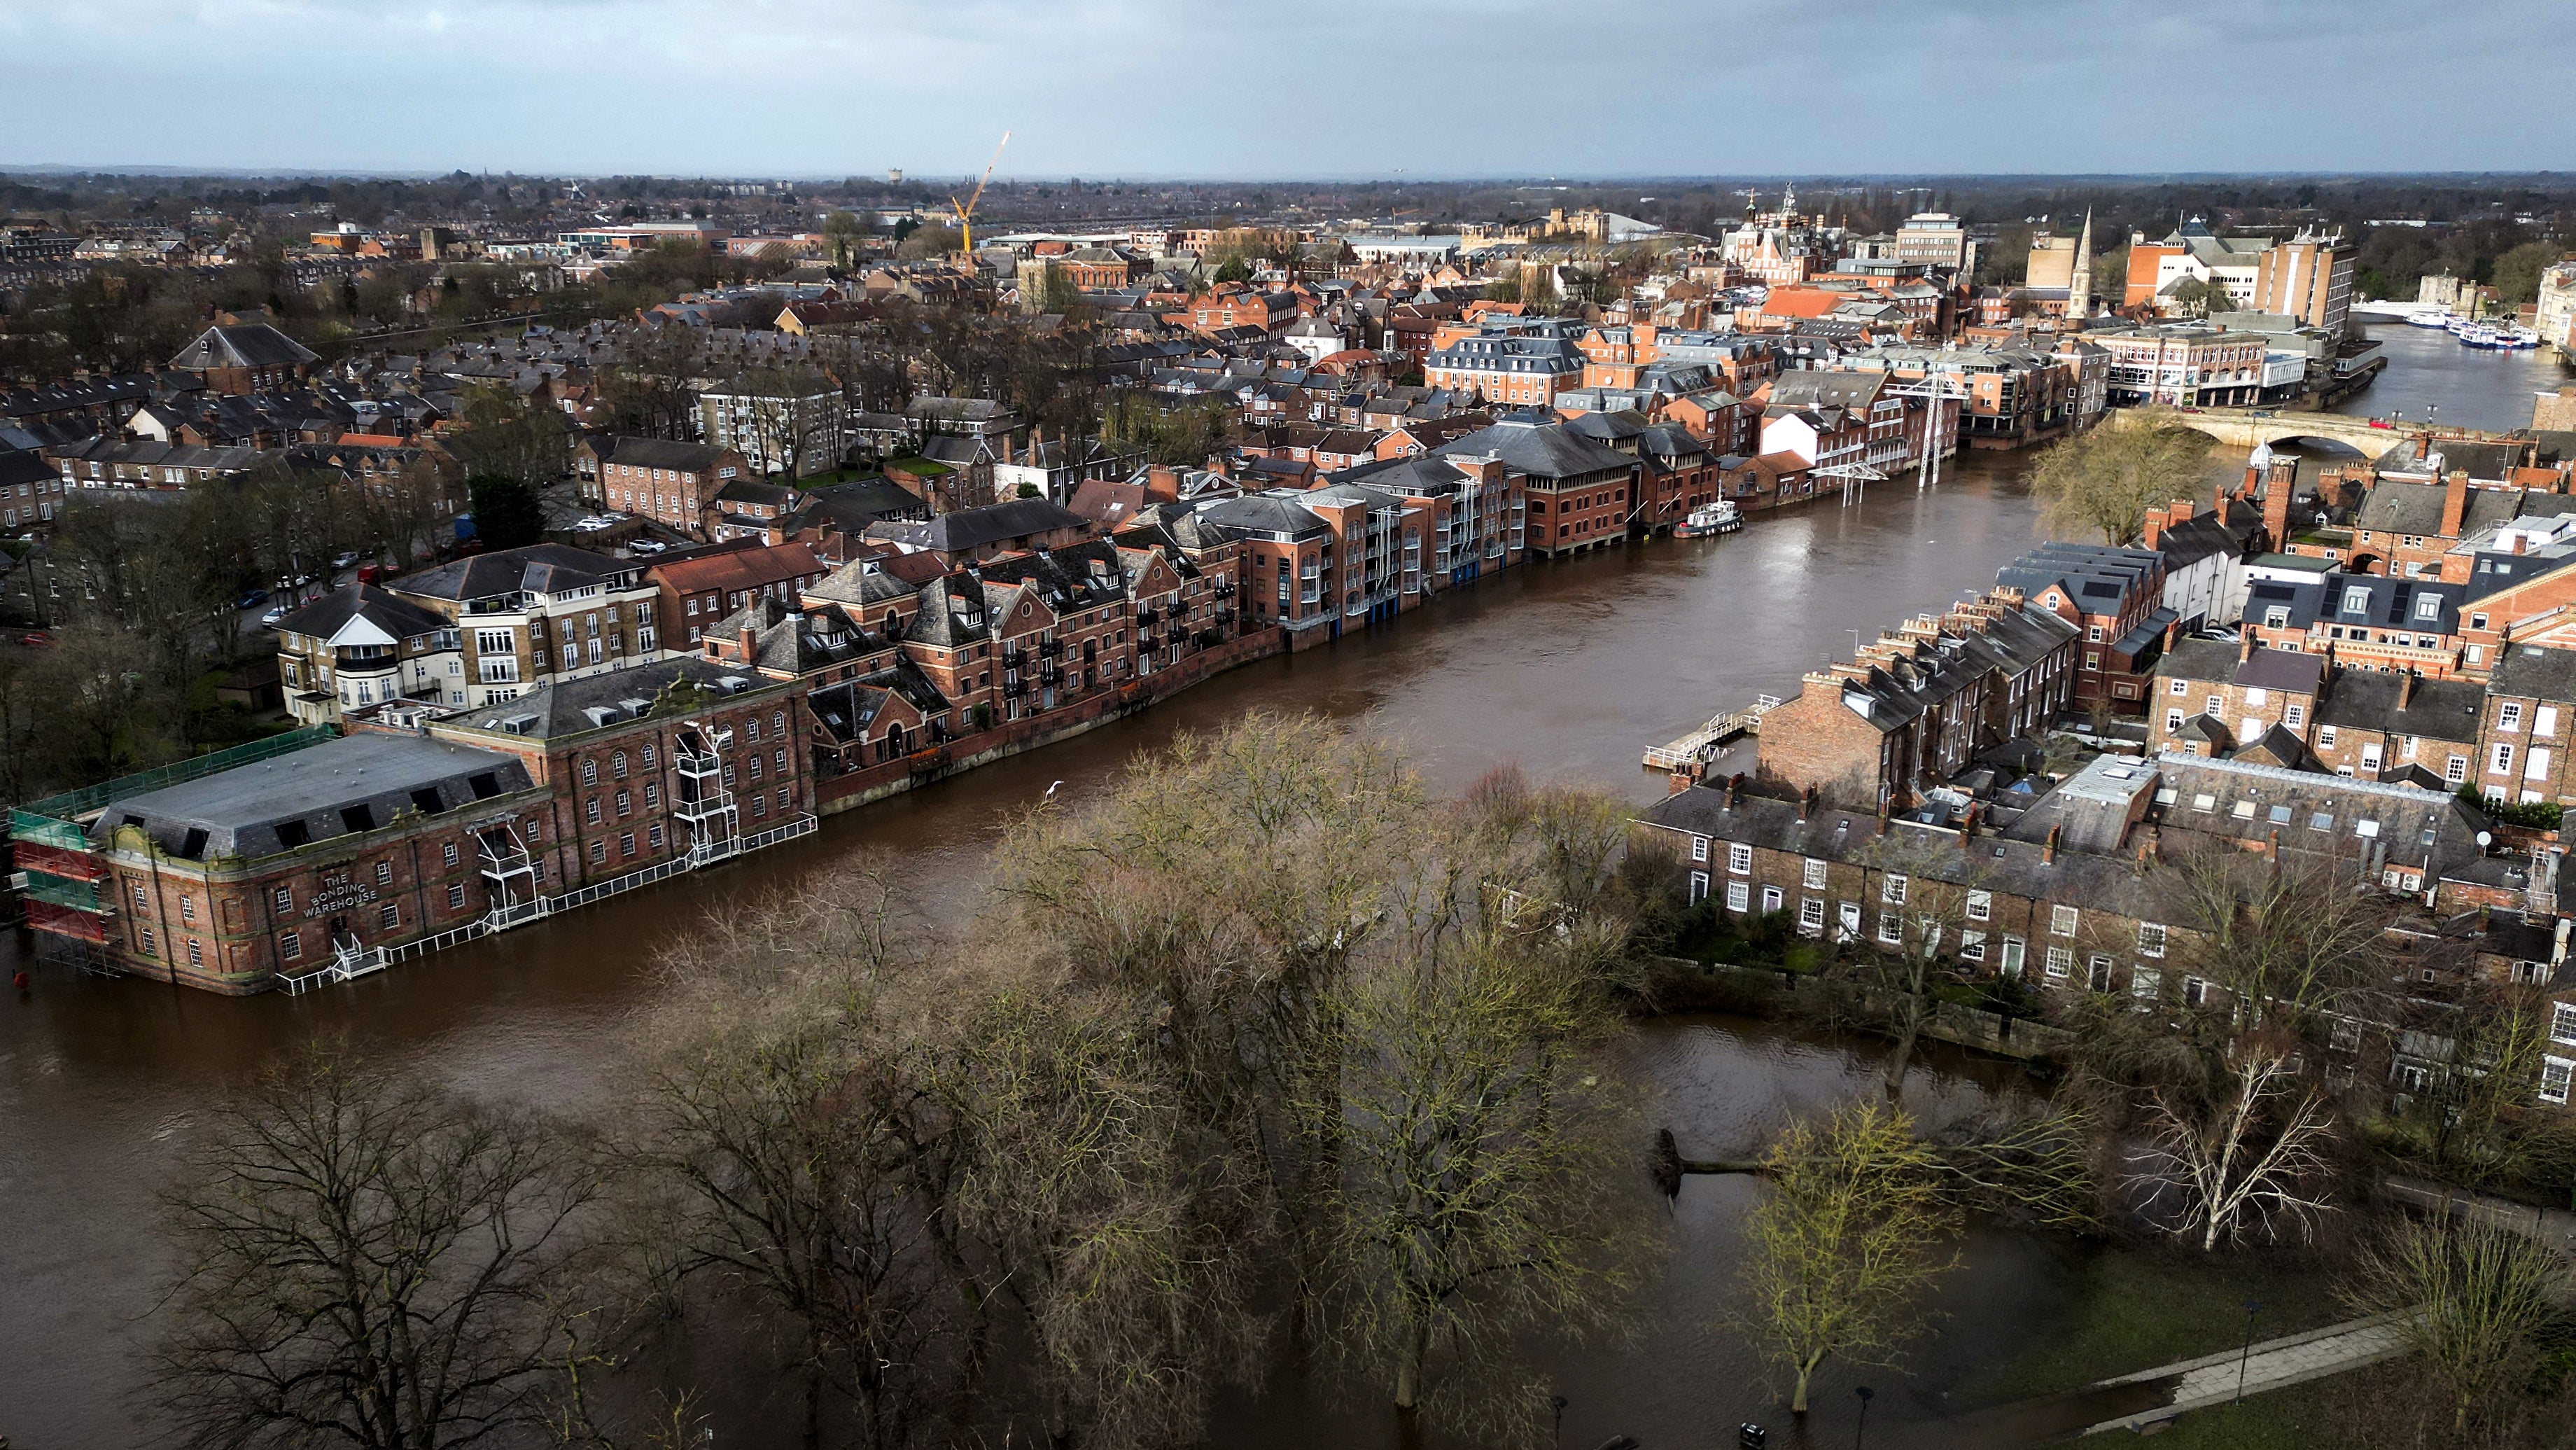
[6,328,2561,1449]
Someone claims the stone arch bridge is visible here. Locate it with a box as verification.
[2107,407,2508,461]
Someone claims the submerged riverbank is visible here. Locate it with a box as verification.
[10,319,2564,1445]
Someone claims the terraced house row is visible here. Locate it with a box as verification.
[1644,751,2574,1098]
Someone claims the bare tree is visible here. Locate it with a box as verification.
[2344,1213,2568,1433]
[1735,1099,1956,1416]
[617,864,944,1450]
[1303,928,1642,1445]
[2132,1049,2339,1251]
[937,984,1266,1450]
[153,1044,598,1450]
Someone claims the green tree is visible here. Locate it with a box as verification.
[2027,412,2217,545]
[468,473,546,550]
[1737,1099,1955,1416]
[2493,240,2566,307]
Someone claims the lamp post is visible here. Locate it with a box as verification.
[2236,1300,2262,1404]
[1853,1385,1874,1449]
[1550,1394,1567,1450]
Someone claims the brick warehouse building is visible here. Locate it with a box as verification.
[17,657,814,993]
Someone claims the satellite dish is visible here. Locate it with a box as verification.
[2477,831,2493,848]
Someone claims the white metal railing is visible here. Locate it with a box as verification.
[275,816,820,994]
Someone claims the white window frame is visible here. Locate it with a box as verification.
[1882,874,1908,905]
[2050,904,2078,936]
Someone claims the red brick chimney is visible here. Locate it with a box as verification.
[2240,629,2256,664]
[738,624,757,661]
[2043,823,2061,865]
[2240,456,2264,500]
[2262,463,2293,548]
[2400,669,2416,709]
[1144,464,1180,501]
[2142,510,2166,550]
[2442,470,2470,539]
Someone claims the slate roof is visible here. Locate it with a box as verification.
[1996,543,2162,618]
[704,595,888,676]
[1196,491,1332,543]
[602,435,734,471]
[1430,417,1634,481]
[445,656,789,741]
[275,582,449,643]
[94,732,533,860]
[875,497,1087,553]
[2136,752,2490,875]
[2355,480,2576,538]
[2314,671,2484,743]
[397,544,634,601]
[0,449,56,488]
[1639,785,2171,921]
[1767,370,1886,410]
[2488,645,2576,704]
[975,538,1130,615]
[169,323,318,372]
[902,574,991,649]
[2239,573,2463,634]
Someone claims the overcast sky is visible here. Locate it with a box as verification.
[4,0,2568,179]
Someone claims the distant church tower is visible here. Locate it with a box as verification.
[2066,209,2095,319]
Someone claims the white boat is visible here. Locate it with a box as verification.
[2460,324,2505,350]
[1674,500,1742,538]
[2446,314,2474,335]
[2405,309,2454,328]
[2504,326,2541,349]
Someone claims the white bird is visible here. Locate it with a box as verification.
[1042,781,1063,802]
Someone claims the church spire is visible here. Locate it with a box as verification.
[2066,208,2095,320]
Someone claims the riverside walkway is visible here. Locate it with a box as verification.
[2076,1310,2417,1436]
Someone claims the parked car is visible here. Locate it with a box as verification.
[332,551,361,570]
[20,631,53,648]
[260,604,290,627]
[235,588,270,610]
[627,539,667,555]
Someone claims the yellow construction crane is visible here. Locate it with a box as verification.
[948,131,1010,256]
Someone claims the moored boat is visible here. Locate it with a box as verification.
[1674,500,1743,538]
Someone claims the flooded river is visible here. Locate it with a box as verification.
[1,329,2563,1448]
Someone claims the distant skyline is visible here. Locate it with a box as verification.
[4,0,2570,180]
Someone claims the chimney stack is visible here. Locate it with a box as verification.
[2142,510,2166,551]
[2043,823,2061,865]
[2240,629,2256,664]
[2240,456,2263,501]
[738,624,757,660]
[2400,669,2416,709]
[1725,772,1744,810]
[2262,459,2294,548]
[2442,470,2470,539]
[1799,783,1818,823]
